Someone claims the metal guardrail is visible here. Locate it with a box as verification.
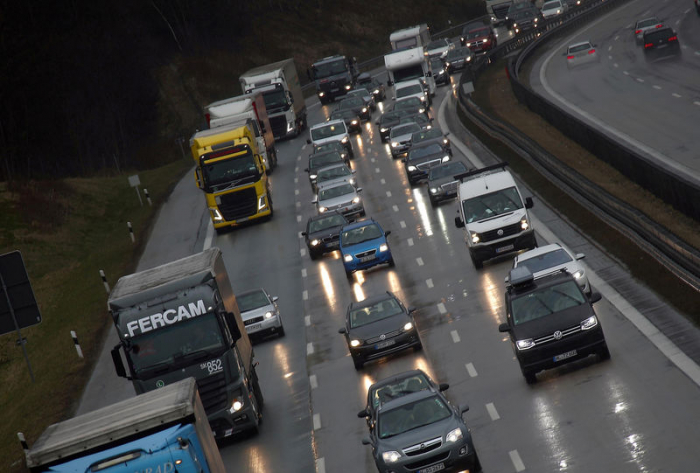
[456,0,700,290]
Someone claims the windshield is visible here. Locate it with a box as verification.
[427,39,447,50]
[391,123,421,138]
[401,115,428,127]
[429,59,443,70]
[461,186,523,223]
[378,395,452,439]
[319,183,355,200]
[447,48,470,59]
[430,161,467,180]
[202,152,260,192]
[511,280,586,325]
[512,10,535,20]
[331,111,355,121]
[519,249,572,273]
[394,38,417,49]
[543,1,562,9]
[465,28,490,39]
[408,143,443,161]
[393,65,424,83]
[413,129,441,142]
[339,97,364,110]
[309,214,346,233]
[237,290,270,312]
[396,84,423,99]
[313,59,348,79]
[394,97,422,111]
[262,89,288,110]
[347,90,369,100]
[310,152,342,170]
[314,142,343,153]
[317,165,351,182]
[342,223,383,246]
[349,297,404,328]
[371,374,431,409]
[311,123,346,141]
[129,314,225,375]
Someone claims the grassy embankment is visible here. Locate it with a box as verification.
[0,159,190,472]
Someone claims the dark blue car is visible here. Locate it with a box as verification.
[339,219,393,280]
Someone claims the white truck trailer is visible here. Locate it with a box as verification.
[384,46,436,97]
[390,24,431,51]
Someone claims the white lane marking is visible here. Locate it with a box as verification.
[400,220,406,228]
[294,177,298,184]
[509,450,526,472]
[608,45,612,51]
[310,374,318,389]
[298,231,303,238]
[307,342,314,355]
[437,302,447,314]
[451,330,461,343]
[672,93,681,98]
[614,35,619,41]
[295,189,300,195]
[203,221,215,250]
[371,157,376,163]
[675,19,681,26]
[623,70,629,75]
[295,166,299,173]
[386,191,392,197]
[316,457,326,473]
[408,238,414,246]
[305,315,311,326]
[313,413,321,430]
[300,248,307,257]
[486,402,500,421]
[296,201,301,208]
[302,268,307,278]
[297,155,301,161]
[426,278,434,288]
[393,205,399,212]
[636,78,644,83]
[380,178,386,184]
[608,55,612,60]
[375,167,381,173]
[301,144,307,150]
[416,257,424,266]
[297,215,302,222]
[465,362,478,377]
[694,101,700,107]
[303,290,308,300]
[613,63,619,68]
[653,85,662,90]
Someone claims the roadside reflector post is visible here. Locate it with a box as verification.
[99,270,110,293]
[71,331,84,359]
[127,222,135,243]
[18,432,28,457]
[144,188,152,206]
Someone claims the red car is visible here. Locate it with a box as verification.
[461,25,498,54]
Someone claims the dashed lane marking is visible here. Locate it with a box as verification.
[310,374,318,389]
[407,238,414,246]
[294,177,298,184]
[303,290,308,300]
[636,78,644,83]
[416,257,424,266]
[672,93,681,98]
[316,458,326,473]
[451,330,460,343]
[486,403,500,421]
[375,167,381,173]
[400,221,406,228]
[466,363,477,377]
[295,189,299,195]
[307,342,314,355]
[437,302,446,314]
[386,191,392,197]
[393,205,399,212]
[380,178,386,184]
[313,413,321,430]
[653,85,662,90]
[426,278,434,288]
[509,450,526,472]
[305,315,311,327]
[302,268,307,278]
[297,215,302,223]
[300,248,307,257]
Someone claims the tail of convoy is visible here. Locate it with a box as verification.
[190,123,272,231]
[108,248,264,439]
[25,378,226,473]
[239,58,307,140]
[308,54,359,104]
[384,47,436,97]
[204,92,277,172]
[389,24,431,51]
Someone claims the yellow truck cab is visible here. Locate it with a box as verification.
[190,123,272,232]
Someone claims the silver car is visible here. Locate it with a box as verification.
[634,17,663,44]
[565,41,599,69]
[314,162,356,191]
[237,288,284,338]
[389,122,422,158]
[509,242,591,294]
[313,182,364,219]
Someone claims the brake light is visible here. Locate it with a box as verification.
[655,24,663,28]
[205,113,211,127]
[635,29,642,34]
[644,43,653,49]
[588,49,596,54]
[668,35,677,42]
[567,55,574,60]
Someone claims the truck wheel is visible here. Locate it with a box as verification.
[252,369,264,411]
[249,395,262,434]
[353,357,364,370]
[598,343,611,361]
[523,370,537,384]
[470,253,483,269]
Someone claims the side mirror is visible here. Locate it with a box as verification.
[306,139,312,144]
[498,323,511,333]
[357,187,363,192]
[272,296,279,303]
[301,231,308,236]
[525,196,534,209]
[225,312,242,342]
[407,306,416,313]
[338,327,348,334]
[362,438,372,446]
[455,216,464,228]
[351,169,356,174]
[575,253,585,260]
[459,404,470,414]
[312,199,317,204]
[384,230,391,237]
[439,383,450,392]
[304,168,310,173]
[589,292,602,304]
[194,168,203,190]
[357,408,370,418]
[111,344,129,379]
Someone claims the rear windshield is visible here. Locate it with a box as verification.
[430,161,467,180]
[518,248,572,274]
[644,30,673,42]
[396,84,423,98]
[308,214,346,233]
[318,183,355,200]
[568,43,592,53]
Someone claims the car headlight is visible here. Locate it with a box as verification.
[581,315,598,330]
[341,136,349,144]
[520,218,529,230]
[407,165,417,171]
[483,38,489,44]
[210,207,224,221]
[229,397,244,414]
[264,311,276,319]
[373,89,379,94]
[344,254,353,262]
[351,120,358,125]
[418,108,425,114]
[443,138,449,145]
[466,56,472,62]
[361,107,368,113]
[318,206,327,213]
[352,196,361,204]
[572,269,584,279]
[556,9,561,13]
[348,178,355,185]
[345,84,352,90]
[379,243,389,252]
[403,322,413,331]
[350,339,362,347]
[420,95,426,102]
[391,142,399,148]
[513,23,518,28]
[466,42,472,47]
[258,195,268,211]
[534,17,538,22]
[516,339,535,350]
[380,127,388,133]
[310,239,320,246]
[441,155,450,163]
[382,451,401,463]
[469,231,480,244]
[319,91,325,97]
[430,187,438,194]
[446,427,464,444]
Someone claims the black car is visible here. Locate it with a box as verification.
[311,140,350,162]
[375,109,415,142]
[410,127,451,154]
[338,291,421,369]
[357,72,387,102]
[444,47,474,73]
[338,96,371,121]
[330,109,363,134]
[357,369,449,432]
[498,267,610,384]
[428,160,469,206]
[642,26,681,60]
[362,390,481,473]
[302,211,349,260]
[391,96,429,119]
[429,57,450,85]
[402,142,451,185]
[506,4,542,34]
[305,150,347,190]
[398,113,433,131]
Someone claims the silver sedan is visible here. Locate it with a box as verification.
[565,41,599,69]
[509,243,591,295]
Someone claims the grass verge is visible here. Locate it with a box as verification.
[0,158,191,472]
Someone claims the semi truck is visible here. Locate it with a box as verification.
[239,58,307,140]
[108,248,264,439]
[389,24,431,51]
[24,378,226,473]
[204,92,277,172]
[384,46,436,97]
[308,54,359,104]
[190,123,272,231]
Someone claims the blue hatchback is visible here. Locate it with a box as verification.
[339,219,394,279]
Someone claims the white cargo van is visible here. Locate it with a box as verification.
[454,164,537,268]
[307,119,354,158]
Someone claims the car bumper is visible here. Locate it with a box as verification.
[391,144,411,157]
[350,330,420,363]
[343,249,392,272]
[516,326,607,373]
[469,229,536,261]
[209,402,258,438]
[308,239,340,256]
[406,168,428,184]
[377,439,479,473]
[429,187,459,203]
[244,315,282,336]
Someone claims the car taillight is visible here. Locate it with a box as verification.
[588,49,596,54]
[668,35,677,42]
[655,24,663,28]
[644,43,653,49]
[567,55,574,60]
[635,29,642,34]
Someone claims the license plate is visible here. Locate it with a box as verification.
[657,44,668,48]
[420,463,445,473]
[496,244,515,254]
[247,323,262,331]
[360,255,376,262]
[327,241,339,248]
[446,190,456,196]
[331,88,339,92]
[375,339,395,349]
[554,350,577,362]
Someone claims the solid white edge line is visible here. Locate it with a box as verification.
[316,457,326,473]
[203,221,215,250]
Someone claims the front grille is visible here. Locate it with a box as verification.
[219,187,258,221]
[269,115,287,138]
[417,158,443,171]
[197,371,228,414]
[328,200,353,211]
[366,329,402,345]
[320,79,347,92]
[480,222,522,243]
[322,234,339,243]
[441,181,459,192]
[355,249,377,259]
[404,436,442,457]
[244,316,264,326]
[534,324,582,346]
[405,451,450,470]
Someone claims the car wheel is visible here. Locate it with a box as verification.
[523,370,537,384]
[470,253,483,269]
[346,270,353,281]
[414,340,423,351]
[277,323,285,338]
[472,452,483,472]
[388,256,395,267]
[429,197,437,207]
[598,343,611,361]
[353,357,364,370]
[310,250,319,261]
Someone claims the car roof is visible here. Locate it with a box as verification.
[368,369,430,391]
[307,210,345,222]
[348,291,395,311]
[237,287,268,298]
[568,41,592,49]
[507,267,574,295]
[311,119,345,130]
[378,389,439,412]
[342,218,380,232]
[515,243,566,262]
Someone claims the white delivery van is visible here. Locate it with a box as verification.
[453,163,537,268]
[307,119,354,158]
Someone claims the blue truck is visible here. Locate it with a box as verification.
[24,377,226,473]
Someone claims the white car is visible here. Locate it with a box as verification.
[307,119,353,158]
[565,41,599,69]
[237,288,284,338]
[313,181,364,219]
[425,38,454,59]
[509,243,591,294]
[541,0,567,19]
[314,162,356,191]
[389,122,422,158]
[394,79,430,107]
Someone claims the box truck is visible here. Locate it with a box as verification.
[385,46,436,97]
[308,54,359,104]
